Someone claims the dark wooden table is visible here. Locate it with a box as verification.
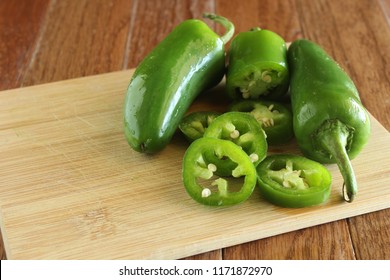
[1,0,389,260]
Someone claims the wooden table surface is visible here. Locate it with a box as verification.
[0,0,389,260]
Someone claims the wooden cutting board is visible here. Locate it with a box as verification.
[0,70,389,260]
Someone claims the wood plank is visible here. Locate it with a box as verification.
[224,220,355,259]
[123,0,215,68]
[0,228,4,260]
[379,0,390,26]
[1,0,389,261]
[348,210,390,259]
[181,250,222,260]
[215,0,301,42]
[0,0,51,90]
[0,0,52,260]
[0,70,389,259]
[20,0,134,87]
[320,0,390,260]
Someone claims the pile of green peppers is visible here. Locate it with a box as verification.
[123,14,371,207]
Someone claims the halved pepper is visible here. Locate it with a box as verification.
[178,111,220,142]
[226,27,289,101]
[203,112,268,168]
[229,100,293,145]
[257,154,332,208]
[182,137,257,206]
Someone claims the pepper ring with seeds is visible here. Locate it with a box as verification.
[203,112,268,168]
[182,138,257,206]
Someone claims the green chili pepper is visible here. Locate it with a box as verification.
[287,39,371,202]
[229,100,293,145]
[124,14,234,154]
[182,137,257,206]
[203,112,268,168]
[178,111,221,142]
[226,28,289,101]
[257,154,332,208]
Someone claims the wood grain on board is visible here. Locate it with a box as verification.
[0,0,389,259]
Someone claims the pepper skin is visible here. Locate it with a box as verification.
[229,100,294,145]
[182,137,257,206]
[287,39,371,202]
[124,14,234,154]
[257,154,332,208]
[226,28,289,101]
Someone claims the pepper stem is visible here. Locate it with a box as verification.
[203,13,235,44]
[315,119,356,202]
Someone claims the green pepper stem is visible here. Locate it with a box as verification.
[316,119,357,202]
[249,27,262,32]
[203,13,235,44]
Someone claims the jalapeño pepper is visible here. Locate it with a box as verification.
[179,111,220,142]
[182,137,257,206]
[124,14,234,154]
[226,28,289,101]
[288,39,371,202]
[203,112,268,168]
[229,100,293,145]
[257,154,332,208]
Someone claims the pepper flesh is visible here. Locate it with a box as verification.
[182,138,257,206]
[229,100,293,145]
[257,154,332,208]
[203,112,268,168]
[179,111,220,142]
[124,14,234,154]
[226,28,289,101]
[288,39,371,202]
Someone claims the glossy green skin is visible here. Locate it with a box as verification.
[257,154,332,208]
[183,138,257,206]
[124,19,226,153]
[226,28,289,101]
[288,39,371,163]
[229,100,294,145]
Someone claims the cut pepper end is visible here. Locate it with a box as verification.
[233,68,285,100]
[343,183,355,203]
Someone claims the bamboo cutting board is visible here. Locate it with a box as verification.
[0,70,389,260]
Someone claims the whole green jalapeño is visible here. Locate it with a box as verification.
[124,14,234,154]
[288,39,371,202]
